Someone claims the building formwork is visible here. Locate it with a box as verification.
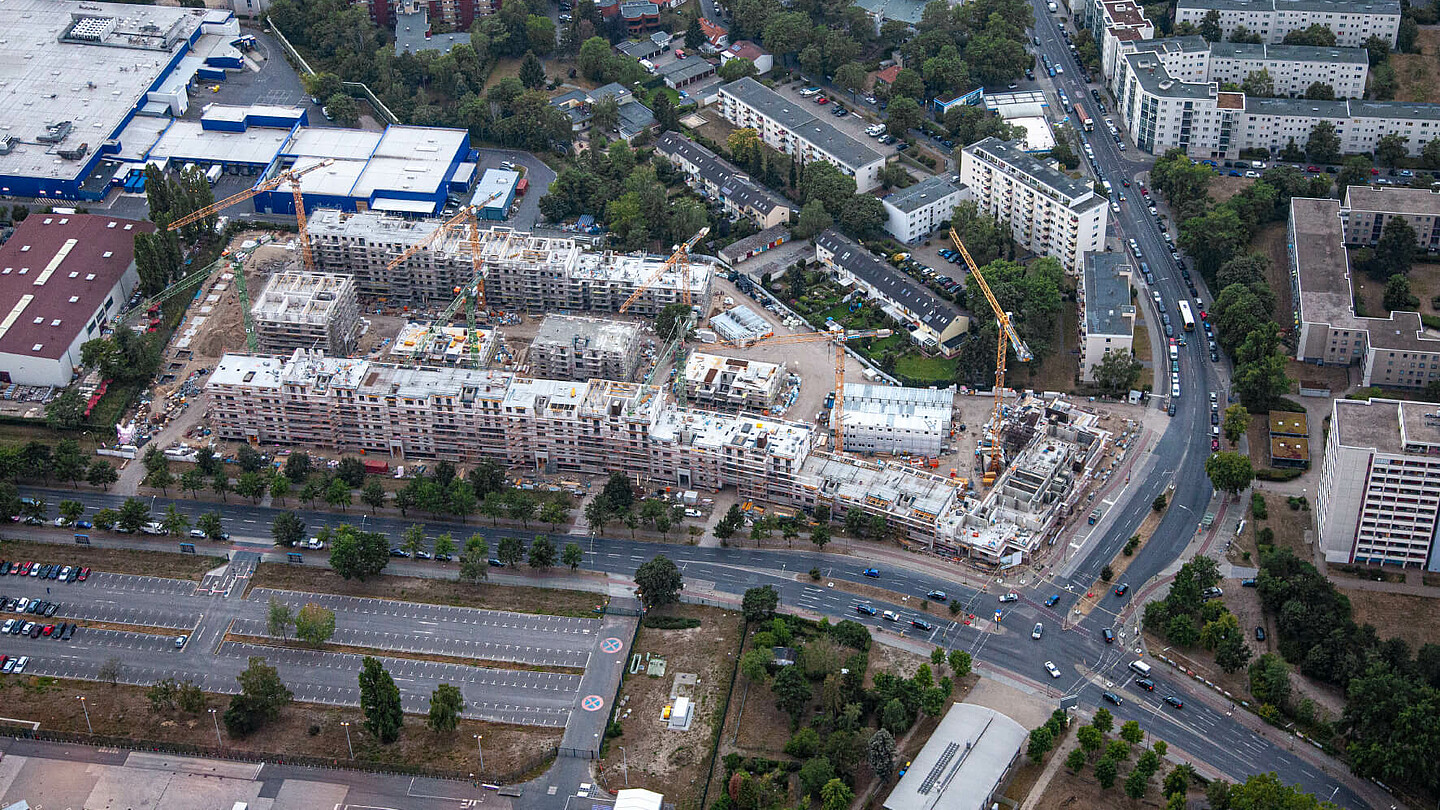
[250,271,359,355]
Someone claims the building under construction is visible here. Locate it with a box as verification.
[682,352,786,411]
[529,315,642,382]
[305,209,713,314]
[250,271,359,356]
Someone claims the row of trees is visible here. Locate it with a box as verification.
[1142,557,1253,672]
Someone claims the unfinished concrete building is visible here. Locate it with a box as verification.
[682,352,786,411]
[305,209,713,315]
[388,323,497,367]
[529,315,643,382]
[250,271,359,355]
[835,383,954,456]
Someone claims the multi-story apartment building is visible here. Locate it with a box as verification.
[1318,397,1440,570]
[1342,185,1440,251]
[529,315,642,382]
[682,352,785,411]
[306,210,713,315]
[1078,253,1135,382]
[1174,0,1401,47]
[1113,51,1244,156]
[653,133,794,229]
[881,176,970,243]
[250,271,360,357]
[1207,42,1369,97]
[958,138,1108,272]
[834,383,955,456]
[1290,196,1440,388]
[718,78,886,192]
[353,0,495,31]
[1079,0,1156,79]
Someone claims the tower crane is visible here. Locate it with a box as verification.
[719,326,892,454]
[949,227,1032,485]
[167,159,335,273]
[618,227,709,315]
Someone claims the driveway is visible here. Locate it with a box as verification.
[474,148,555,230]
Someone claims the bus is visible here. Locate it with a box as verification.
[1177,299,1196,331]
[1074,103,1093,132]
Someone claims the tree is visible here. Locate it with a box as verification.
[1337,155,1375,192]
[87,460,118,490]
[329,525,390,581]
[325,477,352,510]
[519,51,546,89]
[867,728,897,779]
[427,683,465,733]
[158,503,188,536]
[684,14,704,49]
[45,389,87,430]
[1077,724,1102,753]
[224,656,292,737]
[1218,404,1249,446]
[1249,652,1292,706]
[601,471,635,514]
[798,756,836,799]
[528,534,556,569]
[1198,8,1222,40]
[1233,351,1292,413]
[1206,450,1254,497]
[799,161,857,214]
[322,92,359,126]
[99,655,124,686]
[211,471,231,502]
[838,195,887,241]
[1092,707,1114,734]
[578,36,612,81]
[295,602,335,646]
[820,778,854,810]
[1374,216,1417,277]
[1384,273,1419,312]
[773,665,813,727]
[1120,719,1144,744]
[1066,747,1088,772]
[885,96,924,138]
[117,497,150,532]
[459,535,490,583]
[144,466,174,495]
[1241,69,1275,97]
[742,585,780,622]
[835,62,867,98]
[1216,632,1254,672]
[810,524,831,550]
[58,499,84,525]
[1377,133,1408,167]
[719,57,758,82]
[1095,756,1119,789]
[267,597,294,640]
[634,555,682,608]
[283,451,312,482]
[497,535,525,567]
[1027,726,1055,762]
[1229,24,1263,43]
[794,199,833,239]
[1303,81,1335,101]
[193,511,223,541]
[1305,121,1342,164]
[271,511,306,548]
[1125,768,1150,800]
[359,480,386,512]
[359,656,404,744]
[1091,349,1142,396]
[1283,23,1337,46]
[234,471,265,504]
[948,649,971,677]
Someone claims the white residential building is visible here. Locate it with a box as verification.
[834,383,954,456]
[959,138,1108,272]
[1174,0,1401,47]
[719,77,887,192]
[881,176,970,243]
[1078,253,1136,382]
[1206,42,1369,98]
[1318,397,1440,571]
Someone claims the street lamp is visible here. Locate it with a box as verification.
[341,721,354,759]
[209,707,222,747]
[474,733,484,772]
[77,696,92,734]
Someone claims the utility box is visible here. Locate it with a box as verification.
[668,696,692,730]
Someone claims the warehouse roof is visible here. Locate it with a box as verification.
[0,214,152,361]
[882,703,1026,810]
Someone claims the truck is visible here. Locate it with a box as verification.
[204,164,222,186]
[362,459,390,475]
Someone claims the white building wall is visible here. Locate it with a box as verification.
[1174,3,1399,46]
[957,149,1106,272]
[881,187,969,243]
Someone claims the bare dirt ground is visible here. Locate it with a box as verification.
[1252,223,1292,324]
[596,604,744,807]
[1209,174,1256,205]
[1338,587,1440,653]
[1024,757,1204,810]
[1243,492,1312,561]
[0,674,559,777]
[0,537,220,581]
[1393,27,1440,104]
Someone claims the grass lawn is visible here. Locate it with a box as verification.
[1393,27,1440,104]
[0,537,221,581]
[894,354,956,384]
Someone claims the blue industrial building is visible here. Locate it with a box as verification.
[470,169,520,220]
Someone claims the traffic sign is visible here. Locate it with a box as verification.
[581,695,604,712]
[601,637,623,654]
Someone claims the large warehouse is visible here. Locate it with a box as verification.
[0,214,153,387]
[0,0,244,200]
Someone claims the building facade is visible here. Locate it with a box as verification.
[653,133,794,229]
[529,315,643,382]
[1342,185,1440,251]
[251,271,360,356]
[1173,0,1401,47]
[1079,253,1136,382]
[959,138,1108,272]
[881,176,970,243]
[719,78,886,192]
[834,383,955,456]
[1318,397,1440,570]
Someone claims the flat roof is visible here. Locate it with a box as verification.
[0,213,152,360]
[1344,185,1440,216]
[1208,42,1369,65]
[882,703,1027,810]
[817,230,964,333]
[394,8,471,54]
[966,137,1098,204]
[660,58,717,83]
[853,0,930,23]
[0,0,217,186]
[1178,0,1398,13]
[1243,96,1352,118]
[209,354,286,389]
[885,176,965,215]
[1268,411,1309,435]
[1270,435,1310,461]
[1334,398,1404,453]
[1009,116,1055,152]
[1123,52,1217,101]
[473,168,520,208]
[533,314,641,352]
[1083,253,1135,337]
[720,78,883,170]
[148,120,294,167]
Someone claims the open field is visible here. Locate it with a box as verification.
[247,563,606,617]
[1209,174,1255,205]
[0,674,559,776]
[596,604,744,808]
[1393,27,1440,104]
[1245,492,1311,561]
[0,537,220,582]
[1337,587,1440,653]
[1252,223,1292,325]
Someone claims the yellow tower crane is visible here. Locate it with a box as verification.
[618,227,710,314]
[167,159,335,272]
[949,227,1033,484]
[719,326,892,454]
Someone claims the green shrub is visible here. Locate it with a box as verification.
[1255,467,1304,481]
[1257,527,1274,545]
[643,615,701,629]
[1251,493,1268,519]
[1423,314,1440,331]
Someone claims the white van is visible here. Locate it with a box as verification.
[1129,660,1152,677]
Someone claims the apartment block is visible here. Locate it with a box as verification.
[1290,197,1440,388]
[1318,397,1440,570]
[682,352,786,411]
[1080,0,1156,80]
[250,271,360,356]
[834,383,955,456]
[1174,0,1401,47]
[718,78,886,192]
[881,175,970,243]
[958,138,1108,272]
[1342,185,1440,251]
[1113,51,1244,156]
[1078,253,1135,382]
[653,133,794,229]
[1207,42,1368,97]
[529,315,643,382]
[306,210,713,316]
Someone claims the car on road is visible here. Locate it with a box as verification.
[912,618,935,631]
[881,610,900,622]
[1113,583,1130,597]
[998,591,1019,602]
[1102,627,1115,643]
[1045,660,1061,678]
[926,590,948,601]
[1102,691,1123,705]
[1045,594,1061,607]
[175,634,188,649]
[855,603,878,616]
[1032,622,1044,639]
[1135,678,1155,691]
[1164,695,1184,709]
[389,548,410,557]
[862,568,880,578]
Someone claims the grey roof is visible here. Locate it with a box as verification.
[1243,96,1351,118]
[881,703,1027,810]
[616,101,656,137]
[853,0,929,23]
[593,83,633,102]
[394,9,471,54]
[720,78,884,170]
[651,31,673,46]
[1177,0,1398,13]
[1350,100,1440,121]
[617,39,661,58]
[1132,35,1209,55]
[653,132,791,216]
[816,230,963,333]
[1207,42,1369,65]
[721,225,792,260]
[885,175,964,215]
[966,137,1098,203]
[1122,52,1217,100]
[1083,253,1135,337]
[660,58,717,83]
[620,1,659,17]
[1344,185,1440,216]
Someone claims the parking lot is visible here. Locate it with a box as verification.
[230,617,592,669]
[768,80,895,158]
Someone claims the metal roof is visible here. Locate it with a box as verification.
[881,703,1027,810]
